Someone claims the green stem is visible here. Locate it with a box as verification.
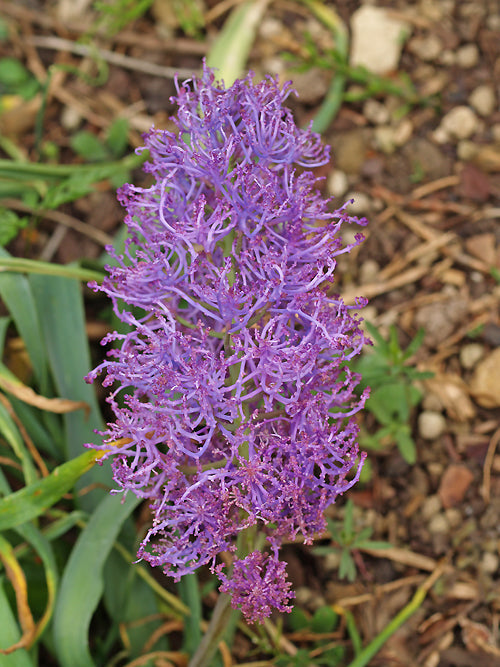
[179,573,203,656]
[188,592,234,667]
[0,152,144,181]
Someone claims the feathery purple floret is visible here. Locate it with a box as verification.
[86,64,369,624]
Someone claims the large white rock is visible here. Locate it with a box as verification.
[350,6,410,75]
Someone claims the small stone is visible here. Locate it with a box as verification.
[408,34,443,61]
[330,130,368,174]
[323,552,341,571]
[421,494,442,521]
[460,343,484,369]
[457,140,478,161]
[363,99,390,125]
[345,191,371,216]
[289,68,329,105]
[374,126,397,154]
[469,85,497,117]
[422,393,444,412]
[393,119,413,146]
[428,513,450,534]
[439,50,456,66]
[61,106,82,131]
[445,508,462,528]
[481,552,499,575]
[492,124,500,142]
[259,17,283,39]
[295,586,314,605]
[418,411,447,440]
[327,169,349,198]
[350,6,411,75]
[438,106,479,141]
[456,44,479,68]
[470,348,500,408]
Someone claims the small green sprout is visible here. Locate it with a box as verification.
[314,500,391,583]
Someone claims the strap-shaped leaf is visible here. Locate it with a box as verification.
[0,450,98,531]
[53,492,140,667]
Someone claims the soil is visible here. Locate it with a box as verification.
[1,1,499,665]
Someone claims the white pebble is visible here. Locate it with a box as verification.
[418,411,447,440]
[374,126,397,154]
[421,494,442,520]
[469,85,497,117]
[327,169,349,198]
[481,552,499,575]
[393,118,413,146]
[439,106,479,140]
[456,44,479,68]
[345,192,371,216]
[428,513,450,534]
[460,343,484,370]
[363,99,390,125]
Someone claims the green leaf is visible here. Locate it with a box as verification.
[367,384,407,425]
[395,427,417,464]
[338,548,356,582]
[0,399,38,485]
[70,130,109,162]
[105,118,129,158]
[103,548,169,657]
[0,208,28,246]
[28,274,110,509]
[356,540,391,550]
[288,606,310,632]
[403,327,426,360]
[311,606,338,633]
[0,450,98,531]
[207,0,268,86]
[53,492,140,667]
[0,256,103,283]
[14,522,58,644]
[178,573,202,656]
[343,500,354,540]
[0,248,49,391]
[0,57,30,86]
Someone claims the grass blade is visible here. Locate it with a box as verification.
[52,492,140,667]
[0,450,98,531]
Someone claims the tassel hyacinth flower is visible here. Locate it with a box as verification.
[86,65,369,624]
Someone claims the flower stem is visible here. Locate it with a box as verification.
[188,592,234,667]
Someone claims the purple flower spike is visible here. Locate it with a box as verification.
[86,63,369,622]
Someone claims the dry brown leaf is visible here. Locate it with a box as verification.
[0,94,41,137]
[465,233,497,265]
[460,618,500,655]
[438,464,474,509]
[0,376,90,417]
[425,374,476,421]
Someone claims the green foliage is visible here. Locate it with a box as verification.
[170,0,206,38]
[353,323,433,464]
[277,605,344,665]
[0,149,143,242]
[0,57,40,100]
[282,29,437,131]
[0,208,28,245]
[70,118,130,163]
[0,249,173,664]
[314,500,391,582]
[92,0,154,35]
